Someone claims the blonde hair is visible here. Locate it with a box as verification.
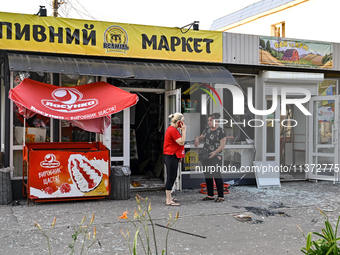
[169,112,183,123]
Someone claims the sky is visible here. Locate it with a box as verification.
[1,0,260,30]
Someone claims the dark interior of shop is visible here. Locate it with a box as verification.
[111,79,166,179]
[130,92,164,177]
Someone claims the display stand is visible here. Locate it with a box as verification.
[23,142,110,204]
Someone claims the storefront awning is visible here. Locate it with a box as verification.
[8,53,238,85]
[9,78,138,134]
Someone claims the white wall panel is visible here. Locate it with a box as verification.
[223,32,259,65]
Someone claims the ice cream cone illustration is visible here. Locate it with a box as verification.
[84,179,108,196]
[68,154,103,193]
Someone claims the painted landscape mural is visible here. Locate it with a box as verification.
[259,36,333,69]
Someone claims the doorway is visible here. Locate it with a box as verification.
[279,102,307,180]
[307,95,339,182]
[129,92,165,179]
[264,97,308,181]
[108,78,167,190]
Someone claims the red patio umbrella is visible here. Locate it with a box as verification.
[9,78,138,137]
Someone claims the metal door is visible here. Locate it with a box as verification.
[308,96,339,182]
[164,89,181,190]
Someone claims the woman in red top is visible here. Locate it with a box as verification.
[163,112,186,206]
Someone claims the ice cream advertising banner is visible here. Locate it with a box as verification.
[28,150,109,199]
[259,36,333,68]
[0,12,222,62]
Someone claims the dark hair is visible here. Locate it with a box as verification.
[209,112,220,119]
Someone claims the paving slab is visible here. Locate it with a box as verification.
[0,181,339,254]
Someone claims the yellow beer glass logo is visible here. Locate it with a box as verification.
[184,150,199,170]
[103,26,129,54]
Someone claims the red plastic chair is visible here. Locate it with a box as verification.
[200,179,230,194]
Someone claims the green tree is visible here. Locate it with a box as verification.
[266,40,272,53]
[260,39,265,49]
[322,54,328,65]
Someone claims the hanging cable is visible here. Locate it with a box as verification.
[117,79,148,102]
[178,24,193,34]
[75,0,96,20]
[58,8,69,18]
[177,21,199,34]
[65,0,97,20]
[71,6,96,20]
[67,0,84,19]
[58,0,71,18]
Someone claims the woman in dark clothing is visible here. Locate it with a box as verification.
[163,112,186,206]
[194,113,226,202]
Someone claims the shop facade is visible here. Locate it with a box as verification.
[1,12,340,199]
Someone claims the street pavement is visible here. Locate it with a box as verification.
[0,180,339,255]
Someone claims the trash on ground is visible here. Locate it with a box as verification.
[233,214,252,222]
[244,206,291,217]
[232,214,264,224]
[131,181,141,187]
[233,206,291,217]
[311,218,318,223]
[11,200,20,206]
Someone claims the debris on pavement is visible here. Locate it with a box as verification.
[233,214,252,222]
[268,201,289,209]
[233,214,264,224]
[232,205,291,218]
[243,206,291,217]
[311,218,318,224]
[251,219,264,224]
[11,200,20,206]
